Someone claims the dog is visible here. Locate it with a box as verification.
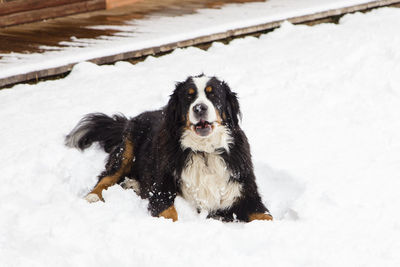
[65,75,272,222]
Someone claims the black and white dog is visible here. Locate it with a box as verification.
[66,75,272,222]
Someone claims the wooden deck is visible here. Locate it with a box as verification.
[1,0,400,88]
[0,0,262,54]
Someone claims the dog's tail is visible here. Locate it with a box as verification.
[65,113,129,153]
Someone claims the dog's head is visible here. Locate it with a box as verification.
[166,75,241,153]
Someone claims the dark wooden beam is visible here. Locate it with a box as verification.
[0,0,88,16]
[0,0,105,27]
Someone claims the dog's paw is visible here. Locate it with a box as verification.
[248,213,273,222]
[120,178,141,194]
[159,205,178,222]
[85,193,101,203]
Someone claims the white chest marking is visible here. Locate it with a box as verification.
[180,152,242,212]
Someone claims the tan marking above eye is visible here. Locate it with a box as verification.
[188,88,195,94]
[206,86,212,93]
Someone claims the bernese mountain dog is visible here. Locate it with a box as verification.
[65,75,272,222]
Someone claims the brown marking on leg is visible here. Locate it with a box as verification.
[87,138,134,201]
[248,213,273,222]
[90,176,119,201]
[159,205,178,222]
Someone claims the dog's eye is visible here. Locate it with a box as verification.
[188,88,195,95]
[206,86,216,98]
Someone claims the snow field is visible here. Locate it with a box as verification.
[1,7,400,267]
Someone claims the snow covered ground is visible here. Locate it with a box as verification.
[0,0,382,80]
[1,7,400,267]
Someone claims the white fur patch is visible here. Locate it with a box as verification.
[189,76,217,124]
[85,193,100,203]
[180,124,232,153]
[180,152,242,212]
[65,124,90,148]
[120,177,141,195]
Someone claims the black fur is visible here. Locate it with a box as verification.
[65,113,128,153]
[66,75,270,222]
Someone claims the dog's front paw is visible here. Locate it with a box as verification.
[248,213,273,222]
[159,205,178,222]
[85,193,101,203]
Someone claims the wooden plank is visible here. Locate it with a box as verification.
[0,33,64,52]
[1,0,400,88]
[0,0,105,27]
[0,0,89,16]
[0,63,75,88]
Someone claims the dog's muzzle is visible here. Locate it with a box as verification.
[194,119,213,136]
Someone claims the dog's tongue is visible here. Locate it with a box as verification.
[195,120,212,136]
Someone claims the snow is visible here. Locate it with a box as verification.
[1,7,400,267]
[0,0,381,80]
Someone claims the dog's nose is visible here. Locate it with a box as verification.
[193,103,208,117]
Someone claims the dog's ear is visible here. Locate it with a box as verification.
[165,82,183,133]
[224,82,242,127]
